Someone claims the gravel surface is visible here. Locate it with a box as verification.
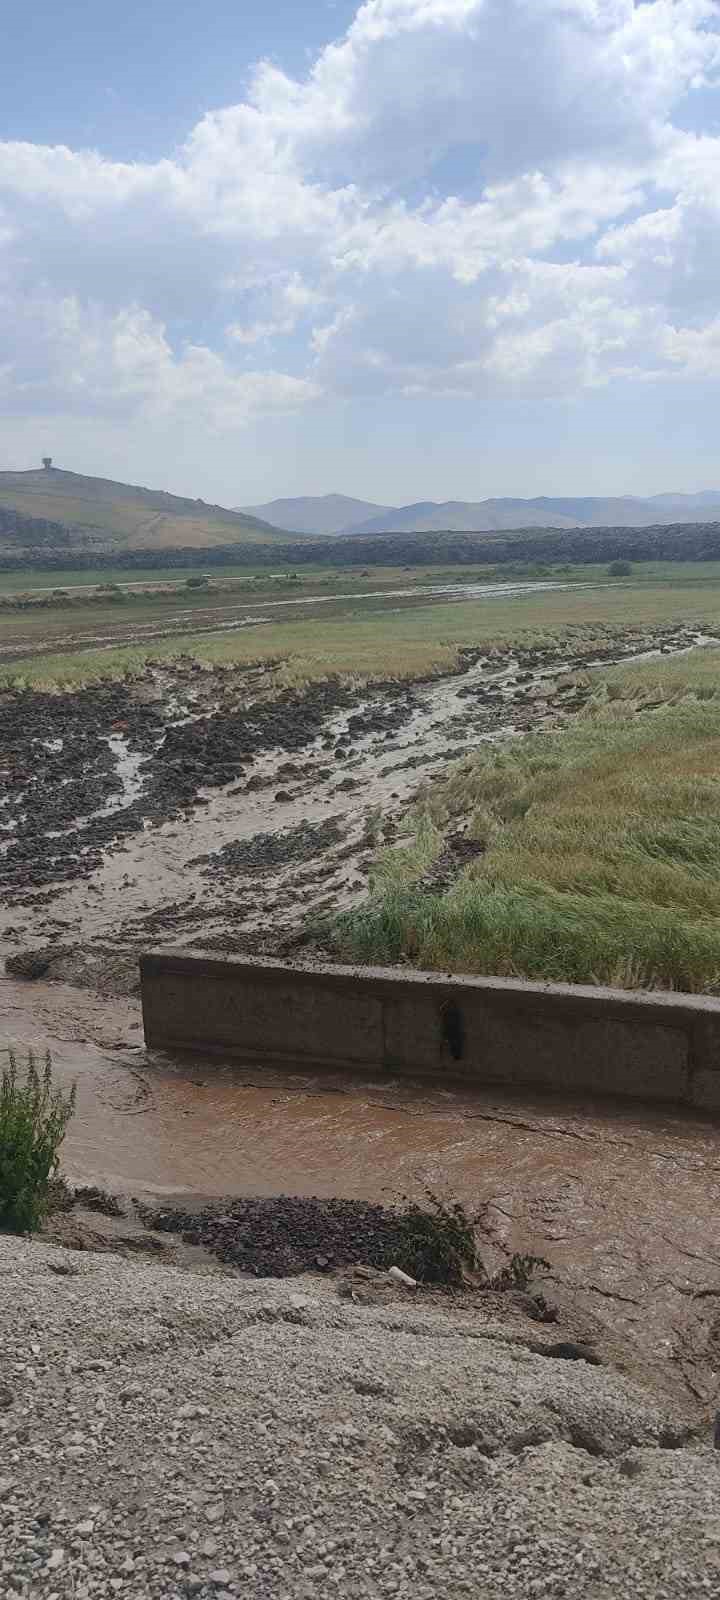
[1,1234,718,1598]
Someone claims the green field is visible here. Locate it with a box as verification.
[4,556,720,596]
[331,648,720,992]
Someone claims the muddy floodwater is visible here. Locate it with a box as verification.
[4,973,720,1411]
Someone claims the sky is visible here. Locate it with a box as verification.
[1,0,720,507]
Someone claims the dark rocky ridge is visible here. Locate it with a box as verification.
[3,516,720,571]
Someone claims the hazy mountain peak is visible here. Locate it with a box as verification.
[240,494,394,536]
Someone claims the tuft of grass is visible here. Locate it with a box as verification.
[0,1051,76,1233]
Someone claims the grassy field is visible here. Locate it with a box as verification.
[2,573,720,690]
[331,648,720,992]
[4,556,720,595]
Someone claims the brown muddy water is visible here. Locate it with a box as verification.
[3,973,720,1410]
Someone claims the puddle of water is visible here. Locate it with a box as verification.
[95,735,147,819]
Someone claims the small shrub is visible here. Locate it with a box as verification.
[0,1051,76,1233]
[394,1189,482,1284]
[392,1192,551,1291]
[608,560,632,577]
[185,575,210,589]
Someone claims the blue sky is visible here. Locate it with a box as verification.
[2,0,720,506]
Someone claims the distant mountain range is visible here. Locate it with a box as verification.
[243,491,720,536]
[4,468,720,565]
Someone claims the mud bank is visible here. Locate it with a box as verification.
[1,622,713,984]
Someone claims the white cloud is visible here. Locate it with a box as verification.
[1,0,720,449]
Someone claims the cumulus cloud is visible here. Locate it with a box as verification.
[1,0,720,441]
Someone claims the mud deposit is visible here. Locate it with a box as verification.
[1,621,712,978]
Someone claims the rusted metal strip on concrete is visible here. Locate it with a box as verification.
[140,950,720,1112]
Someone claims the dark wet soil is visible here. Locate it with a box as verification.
[191,817,346,876]
[140,1194,424,1278]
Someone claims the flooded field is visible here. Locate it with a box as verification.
[0,574,616,663]
[1,617,712,967]
[3,600,720,1412]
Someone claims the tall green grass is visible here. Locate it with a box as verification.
[332,652,720,991]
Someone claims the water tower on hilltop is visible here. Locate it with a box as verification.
[42,456,53,470]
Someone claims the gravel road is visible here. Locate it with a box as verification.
[1,1235,719,1598]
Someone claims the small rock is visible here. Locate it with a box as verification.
[387,1266,417,1289]
[46,1550,65,1570]
[75,1521,94,1537]
[0,1386,13,1410]
[543,1341,601,1365]
[209,1571,233,1587]
[172,1550,192,1568]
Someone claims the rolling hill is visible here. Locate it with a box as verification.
[0,466,286,554]
[240,493,392,535]
[347,494,720,535]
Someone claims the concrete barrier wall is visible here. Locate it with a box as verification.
[140,951,720,1111]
